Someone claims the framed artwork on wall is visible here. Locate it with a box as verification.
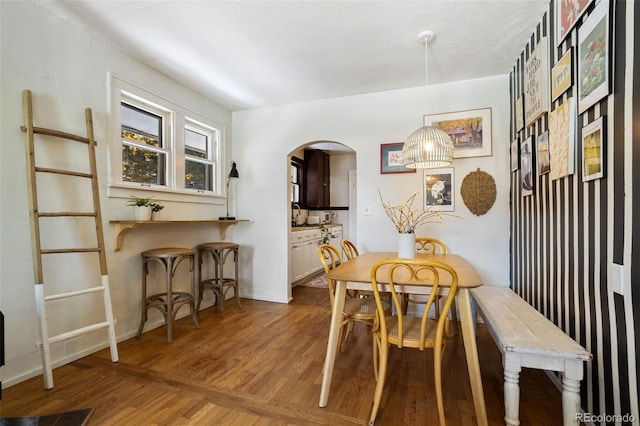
[511,138,519,172]
[551,48,573,101]
[524,37,550,126]
[380,143,415,174]
[423,168,455,211]
[520,136,534,197]
[537,130,551,175]
[556,0,595,46]
[578,0,610,114]
[582,116,605,181]
[514,95,524,132]
[549,97,577,180]
[424,107,492,159]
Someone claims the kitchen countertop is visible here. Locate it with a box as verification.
[291,223,342,232]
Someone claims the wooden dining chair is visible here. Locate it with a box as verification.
[368,258,459,426]
[341,239,359,260]
[316,244,389,354]
[404,238,458,334]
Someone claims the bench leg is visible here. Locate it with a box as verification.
[504,354,521,426]
[562,361,583,425]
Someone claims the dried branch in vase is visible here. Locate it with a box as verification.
[378,189,462,234]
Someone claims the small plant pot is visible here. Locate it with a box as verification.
[133,206,152,221]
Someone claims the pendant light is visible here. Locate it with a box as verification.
[402,31,454,169]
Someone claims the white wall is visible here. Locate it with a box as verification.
[0,2,233,386]
[232,75,512,304]
[0,0,512,389]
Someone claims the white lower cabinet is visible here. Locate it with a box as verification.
[290,229,321,283]
[290,225,343,285]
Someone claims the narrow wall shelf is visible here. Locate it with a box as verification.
[109,219,249,251]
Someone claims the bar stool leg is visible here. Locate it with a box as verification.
[187,255,200,330]
[233,247,242,309]
[137,258,149,338]
[165,256,175,344]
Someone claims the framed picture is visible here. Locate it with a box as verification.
[551,48,574,101]
[423,168,454,211]
[537,130,551,175]
[556,0,595,46]
[578,0,610,114]
[520,136,534,197]
[549,97,577,180]
[514,95,524,132]
[424,108,492,159]
[582,116,605,181]
[524,37,550,126]
[511,138,519,172]
[380,143,415,174]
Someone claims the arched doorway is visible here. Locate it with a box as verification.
[286,141,356,300]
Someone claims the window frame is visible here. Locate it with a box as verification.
[108,75,225,204]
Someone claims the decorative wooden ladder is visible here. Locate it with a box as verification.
[21,89,118,389]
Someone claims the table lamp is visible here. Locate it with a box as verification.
[219,161,239,220]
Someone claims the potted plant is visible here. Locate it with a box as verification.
[127,196,163,221]
[378,189,460,258]
[318,225,335,245]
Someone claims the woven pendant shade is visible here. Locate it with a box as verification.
[402,125,454,169]
[402,30,454,169]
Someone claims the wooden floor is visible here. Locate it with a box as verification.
[0,286,565,425]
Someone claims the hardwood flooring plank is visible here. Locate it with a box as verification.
[1,286,566,425]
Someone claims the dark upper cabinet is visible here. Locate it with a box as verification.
[303,149,329,207]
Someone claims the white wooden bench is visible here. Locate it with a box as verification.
[471,286,592,426]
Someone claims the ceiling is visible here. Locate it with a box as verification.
[35,0,549,112]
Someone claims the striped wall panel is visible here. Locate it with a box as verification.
[509,0,638,420]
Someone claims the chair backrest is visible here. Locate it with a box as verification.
[341,239,359,260]
[415,237,447,254]
[316,243,343,307]
[369,258,458,350]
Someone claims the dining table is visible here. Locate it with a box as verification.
[319,251,488,426]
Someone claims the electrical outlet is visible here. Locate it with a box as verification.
[364,205,371,216]
[611,263,624,295]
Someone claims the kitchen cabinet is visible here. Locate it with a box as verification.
[290,228,322,283]
[304,149,329,207]
[328,225,343,249]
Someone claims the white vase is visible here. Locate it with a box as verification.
[133,206,152,221]
[397,232,416,258]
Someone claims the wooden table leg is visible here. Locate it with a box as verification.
[319,279,347,407]
[458,288,488,426]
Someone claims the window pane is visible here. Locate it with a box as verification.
[185,160,213,190]
[122,145,166,185]
[185,128,208,159]
[121,103,162,147]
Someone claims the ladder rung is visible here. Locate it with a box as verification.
[21,125,94,145]
[44,285,105,302]
[47,321,111,344]
[39,212,97,218]
[34,166,93,179]
[41,248,101,254]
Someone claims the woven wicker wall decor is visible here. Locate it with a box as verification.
[460,168,496,216]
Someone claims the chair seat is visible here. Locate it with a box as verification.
[385,316,439,345]
[344,297,389,319]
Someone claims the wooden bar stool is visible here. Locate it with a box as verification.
[137,247,200,343]
[197,242,242,316]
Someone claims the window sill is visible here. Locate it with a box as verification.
[108,183,224,205]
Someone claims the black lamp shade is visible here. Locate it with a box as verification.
[228,162,239,178]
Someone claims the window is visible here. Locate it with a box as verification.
[109,76,224,201]
[290,156,304,204]
[184,119,217,191]
[121,101,169,186]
